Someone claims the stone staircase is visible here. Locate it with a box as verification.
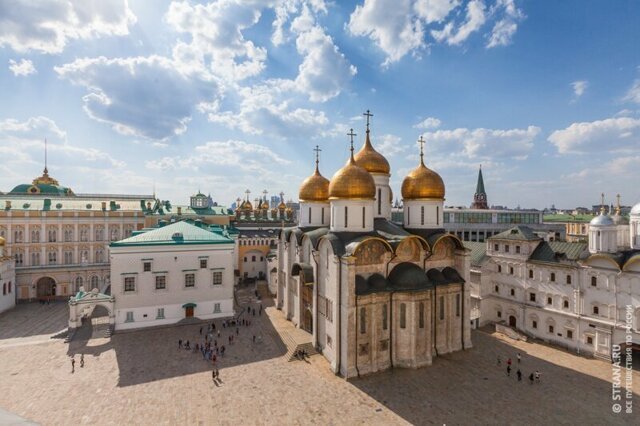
[287,341,319,362]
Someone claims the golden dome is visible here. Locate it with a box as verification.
[299,163,330,202]
[278,200,287,210]
[260,199,269,209]
[329,154,376,200]
[401,155,445,200]
[241,200,253,211]
[354,131,390,175]
[0,236,5,246]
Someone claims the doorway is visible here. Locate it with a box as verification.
[509,315,517,327]
[185,306,194,318]
[36,276,56,299]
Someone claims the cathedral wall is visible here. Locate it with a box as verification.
[315,239,340,371]
[329,200,375,233]
[298,202,330,227]
[354,293,391,376]
[340,258,356,378]
[372,174,392,220]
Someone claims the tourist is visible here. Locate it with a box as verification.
[259,305,262,316]
[212,322,216,330]
[497,355,501,366]
[506,365,511,376]
[236,327,239,336]
[535,370,540,382]
[215,369,220,380]
[516,369,522,381]
[200,326,203,335]
[252,309,255,317]
[253,335,256,343]
[71,357,75,373]
[185,340,190,350]
[80,354,84,368]
[529,373,534,384]
[178,339,183,349]
[507,358,512,367]
[517,352,521,363]
[217,330,221,338]
[212,369,216,381]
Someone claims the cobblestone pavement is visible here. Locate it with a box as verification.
[0,292,638,425]
[0,302,68,348]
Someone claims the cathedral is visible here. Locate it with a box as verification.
[276,113,472,378]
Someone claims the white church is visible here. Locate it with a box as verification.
[276,115,472,378]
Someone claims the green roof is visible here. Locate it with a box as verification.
[529,241,588,264]
[111,221,233,247]
[9,183,73,196]
[543,214,595,223]
[0,196,149,212]
[464,241,488,267]
[489,226,539,241]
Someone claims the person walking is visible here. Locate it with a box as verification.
[178,339,183,349]
[507,358,512,367]
[535,370,540,382]
[516,369,522,381]
[80,354,85,368]
[215,368,220,380]
[253,335,256,343]
[506,365,511,376]
[497,355,501,366]
[517,352,521,363]
[212,369,216,381]
[71,357,75,373]
[529,373,534,384]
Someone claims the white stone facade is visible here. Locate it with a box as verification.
[110,226,235,330]
[0,242,16,314]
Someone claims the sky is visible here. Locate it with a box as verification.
[1,0,639,210]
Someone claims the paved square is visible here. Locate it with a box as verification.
[0,293,638,425]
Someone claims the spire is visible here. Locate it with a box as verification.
[347,128,357,163]
[363,109,373,147]
[616,193,621,215]
[44,138,48,175]
[313,145,322,174]
[470,164,489,209]
[476,165,486,195]
[600,193,605,214]
[417,135,425,166]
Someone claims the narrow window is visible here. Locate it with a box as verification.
[200,259,207,269]
[124,277,135,292]
[498,265,502,273]
[308,207,312,223]
[494,244,499,251]
[155,276,166,290]
[591,276,597,287]
[400,303,406,328]
[529,293,536,302]
[360,307,367,334]
[321,207,325,224]
[494,285,499,293]
[125,312,134,322]
[587,336,593,345]
[510,288,515,296]
[407,206,410,224]
[529,269,533,279]
[362,206,366,228]
[214,303,221,313]
[456,294,461,317]
[593,306,599,315]
[567,330,573,339]
[421,206,424,225]
[550,272,556,282]
[377,188,381,215]
[344,206,348,227]
[143,262,151,272]
[436,206,439,225]
[185,273,195,288]
[212,271,223,286]
[532,320,537,329]
[509,266,514,275]
[516,245,521,254]
[548,325,554,334]
[547,297,552,305]
[505,245,510,253]
[156,308,165,319]
[563,300,569,309]
[382,304,388,330]
[419,302,425,328]
[566,275,572,284]
[439,296,444,320]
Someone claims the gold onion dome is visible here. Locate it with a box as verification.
[260,199,269,209]
[299,162,330,202]
[278,200,287,210]
[354,131,390,175]
[401,146,445,200]
[0,236,5,246]
[329,151,376,200]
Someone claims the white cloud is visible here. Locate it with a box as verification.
[414,0,460,24]
[413,116,441,129]
[422,125,539,160]
[294,26,357,102]
[8,59,36,76]
[623,78,640,104]
[548,117,640,154]
[375,134,406,157]
[0,0,136,54]
[431,0,486,46]
[146,140,290,173]
[0,116,124,171]
[486,0,524,48]
[166,0,267,82]
[55,56,220,141]
[571,80,588,98]
[348,0,425,66]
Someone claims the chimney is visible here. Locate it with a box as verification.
[177,206,182,215]
[5,200,11,210]
[101,201,107,211]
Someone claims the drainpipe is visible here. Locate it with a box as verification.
[335,258,342,376]
[389,291,394,368]
[432,286,438,357]
[461,282,465,350]
[355,293,360,378]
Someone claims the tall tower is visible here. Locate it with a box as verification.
[470,165,488,209]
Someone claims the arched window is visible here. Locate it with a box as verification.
[75,277,83,293]
[593,306,599,315]
[591,276,597,287]
[90,275,99,289]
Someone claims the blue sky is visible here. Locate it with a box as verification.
[1,0,639,209]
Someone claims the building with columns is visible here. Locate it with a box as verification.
[470,200,640,363]
[0,236,16,314]
[275,116,472,378]
[0,167,153,301]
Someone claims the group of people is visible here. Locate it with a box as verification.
[175,301,264,384]
[497,352,541,384]
[70,354,85,373]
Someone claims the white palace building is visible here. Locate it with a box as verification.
[469,198,640,364]
[276,115,472,379]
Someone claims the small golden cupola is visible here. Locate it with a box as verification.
[299,146,330,202]
[401,136,445,200]
[329,130,376,200]
[353,110,390,175]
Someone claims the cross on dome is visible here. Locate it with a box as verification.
[363,109,373,132]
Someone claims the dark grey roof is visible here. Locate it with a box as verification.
[355,264,465,295]
[529,241,588,264]
[464,241,488,267]
[489,226,540,241]
[237,229,279,238]
[291,262,314,284]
